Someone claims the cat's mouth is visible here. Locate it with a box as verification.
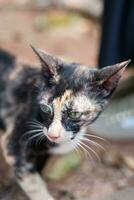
[44,125,72,144]
[25,120,72,145]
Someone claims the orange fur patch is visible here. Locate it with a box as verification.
[48,90,73,139]
[53,90,73,116]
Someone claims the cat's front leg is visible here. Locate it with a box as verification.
[17,170,54,200]
[1,134,55,200]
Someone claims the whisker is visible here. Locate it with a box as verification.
[76,141,88,159]
[26,132,43,146]
[26,124,43,128]
[70,141,79,156]
[35,134,44,146]
[27,119,43,126]
[32,119,43,124]
[23,129,43,136]
[78,140,101,161]
[26,122,43,127]
[28,133,42,143]
[78,137,106,152]
[73,138,97,166]
[79,133,108,143]
[77,140,98,167]
[75,139,93,160]
[37,134,46,146]
[21,130,43,141]
[28,132,43,141]
[71,140,82,158]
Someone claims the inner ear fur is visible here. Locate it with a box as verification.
[96,60,131,91]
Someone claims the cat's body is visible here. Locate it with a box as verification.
[0,47,130,200]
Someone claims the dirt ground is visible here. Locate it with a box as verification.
[0,5,134,200]
[0,9,99,66]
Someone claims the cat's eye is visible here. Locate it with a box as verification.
[68,111,81,120]
[40,104,52,114]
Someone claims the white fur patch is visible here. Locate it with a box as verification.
[73,94,96,112]
[50,140,75,154]
[50,128,86,154]
[17,172,54,200]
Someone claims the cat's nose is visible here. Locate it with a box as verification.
[47,133,60,141]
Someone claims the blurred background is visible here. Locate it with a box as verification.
[0,0,134,200]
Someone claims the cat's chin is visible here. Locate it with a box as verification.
[47,138,70,145]
[49,141,75,155]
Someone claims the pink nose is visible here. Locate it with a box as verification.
[48,134,60,141]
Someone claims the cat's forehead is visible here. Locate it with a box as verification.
[40,89,73,105]
[40,89,96,112]
[72,94,96,112]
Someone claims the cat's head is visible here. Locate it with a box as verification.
[31,46,130,153]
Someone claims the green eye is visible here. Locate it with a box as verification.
[69,111,81,120]
[40,104,52,114]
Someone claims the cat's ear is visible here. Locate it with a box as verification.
[30,45,62,84]
[96,60,131,97]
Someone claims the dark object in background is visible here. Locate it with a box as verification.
[99,0,134,68]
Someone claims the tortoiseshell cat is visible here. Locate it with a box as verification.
[0,46,130,200]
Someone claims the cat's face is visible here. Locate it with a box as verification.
[31,46,130,153]
[39,89,101,143]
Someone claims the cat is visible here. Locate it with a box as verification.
[0,46,130,200]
